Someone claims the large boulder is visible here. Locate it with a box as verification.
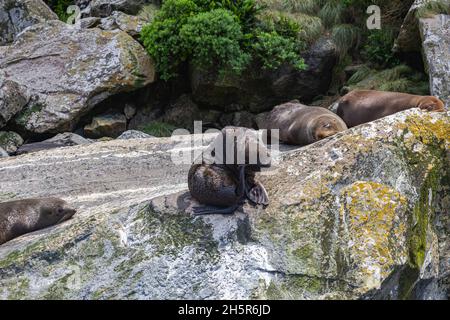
[0,20,155,134]
[98,10,145,37]
[190,36,337,113]
[0,0,57,45]
[419,14,450,108]
[0,109,448,299]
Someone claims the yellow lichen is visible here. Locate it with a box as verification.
[340,181,408,290]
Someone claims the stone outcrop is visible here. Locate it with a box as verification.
[419,14,450,107]
[98,10,145,37]
[0,20,155,134]
[0,73,29,129]
[0,0,57,45]
[0,109,448,299]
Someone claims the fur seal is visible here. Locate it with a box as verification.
[336,90,446,128]
[264,101,348,145]
[188,127,271,215]
[0,198,76,245]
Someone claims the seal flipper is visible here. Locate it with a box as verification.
[246,181,269,206]
[192,203,240,216]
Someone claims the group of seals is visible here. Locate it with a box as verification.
[336,90,445,128]
[188,127,270,215]
[0,197,76,245]
[189,90,445,215]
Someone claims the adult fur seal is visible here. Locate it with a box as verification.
[337,90,445,128]
[0,198,76,245]
[264,101,348,145]
[188,127,271,215]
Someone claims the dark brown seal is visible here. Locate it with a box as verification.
[0,197,76,245]
[264,101,348,145]
[188,127,271,215]
[336,90,446,128]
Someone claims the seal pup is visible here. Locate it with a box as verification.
[336,90,446,128]
[188,127,271,215]
[264,101,348,145]
[0,198,77,245]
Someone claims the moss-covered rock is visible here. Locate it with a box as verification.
[0,109,448,299]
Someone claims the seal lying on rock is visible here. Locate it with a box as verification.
[0,198,76,245]
[336,90,446,128]
[264,101,348,145]
[188,127,271,215]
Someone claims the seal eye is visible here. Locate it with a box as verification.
[57,207,64,215]
[323,123,331,129]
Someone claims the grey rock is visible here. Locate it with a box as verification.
[0,146,8,157]
[419,14,450,108]
[0,74,29,128]
[0,20,155,134]
[161,94,201,132]
[78,17,101,29]
[84,114,127,138]
[99,10,145,36]
[15,132,91,155]
[0,109,447,300]
[0,0,57,45]
[90,0,146,17]
[117,130,153,139]
[0,131,23,153]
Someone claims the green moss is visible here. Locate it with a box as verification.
[14,102,45,126]
[137,205,220,260]
[138,121,177,137]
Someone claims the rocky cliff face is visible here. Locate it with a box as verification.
[0,109,448,299]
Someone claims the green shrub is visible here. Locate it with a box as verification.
[251,31,306,70]
[45,0,74,21]
[362,28,400,68]
[141,0,306,81]
[138,121,178,137]
[179,9,251,74]
[331,24,361,56]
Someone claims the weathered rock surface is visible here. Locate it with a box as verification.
[190,36,337,113]
[15,132,91,155]
[117,129,153,139]
[89,0,145,17]
[0,130,23,153]
[419,14,450,108]
[84,114,127,138]
[0,73,29,128]
[98,10,145,36]
[0,109,448,300]
[0,20,155,134]
[0,0,57,45]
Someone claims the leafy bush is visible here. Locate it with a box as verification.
[179,9,251,73]
[45,0,74,21]
[362,28,400,68]
[141,0,306,81]
[251,31,306,70]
